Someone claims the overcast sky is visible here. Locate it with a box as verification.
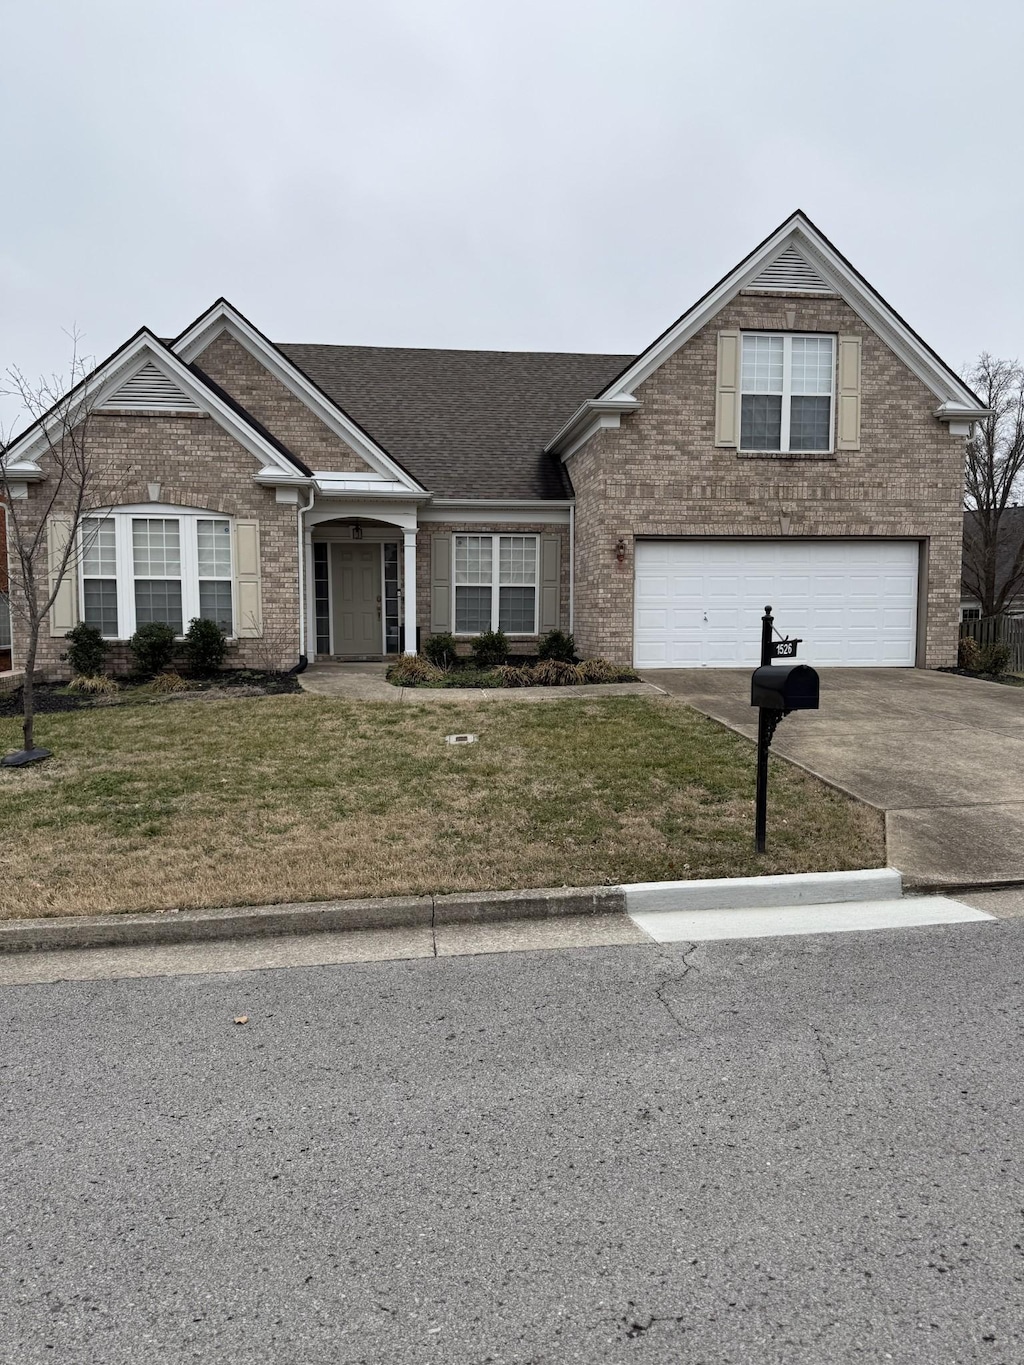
[2,0,1021,428]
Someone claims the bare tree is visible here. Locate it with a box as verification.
[0,335,122,761]
[962,354,1024,617]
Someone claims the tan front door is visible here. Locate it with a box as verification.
[332,544,381,656]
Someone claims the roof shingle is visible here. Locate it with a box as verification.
[278,343,632,499]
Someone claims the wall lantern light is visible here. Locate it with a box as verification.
[351,524,363,540]
[615,537,627,564]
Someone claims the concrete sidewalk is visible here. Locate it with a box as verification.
[643,667,1024,889]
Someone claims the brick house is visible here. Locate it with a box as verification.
[1,211,987,677]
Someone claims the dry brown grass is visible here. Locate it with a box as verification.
[0,695,884,918]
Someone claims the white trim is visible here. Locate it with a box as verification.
[4,332,310,481]
[428,498,574,509]
[306,501,419,532]
[173,303,427,494]
[568,213,985,428]
[402,529,417,655]
[545,402,638,458]
[568,502,575,635]
[452,532,539,636]
[739,332,835,455]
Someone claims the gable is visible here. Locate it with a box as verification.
[747,242,833,295]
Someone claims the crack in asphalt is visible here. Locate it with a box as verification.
[654,942,698,1030]
[811,1025,834,1086]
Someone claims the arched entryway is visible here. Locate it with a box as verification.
[306,513,416,660]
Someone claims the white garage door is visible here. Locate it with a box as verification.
[633,540,920,668]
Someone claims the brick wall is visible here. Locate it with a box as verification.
[415,522,570,650]
[567,292,966,667]
[194,332,375,475]
[10,412,301,677]
[0,503,10,672]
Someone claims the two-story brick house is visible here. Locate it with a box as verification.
[1,211,986,677]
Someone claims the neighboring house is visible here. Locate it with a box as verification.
[961,507,1024,620]
[0,211,987,675]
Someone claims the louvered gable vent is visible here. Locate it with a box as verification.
[749,243,833,294]
[99,361,200,412]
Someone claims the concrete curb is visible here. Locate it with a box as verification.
[622,867,902,915]
[0,886,626,954]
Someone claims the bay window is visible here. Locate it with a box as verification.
[740,333,834,453]
[454,534,538,634]
[80,509,234,639]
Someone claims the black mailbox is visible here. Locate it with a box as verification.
[750,662,820,711]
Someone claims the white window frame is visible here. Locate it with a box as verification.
[452,533,540,636]
[78,506,236,641]
[739,332,835,454]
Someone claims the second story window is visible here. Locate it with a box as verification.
[740,333,834,453]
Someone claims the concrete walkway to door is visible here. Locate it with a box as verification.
[642,668,1024,889]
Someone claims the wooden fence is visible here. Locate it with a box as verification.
[959,614,1024,672]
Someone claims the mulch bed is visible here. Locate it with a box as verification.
[936,667,1024,688]
[0,670,302,717]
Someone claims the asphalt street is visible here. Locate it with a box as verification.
[1,918,1022,1364]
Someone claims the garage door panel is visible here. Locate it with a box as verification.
[633,540,919,668]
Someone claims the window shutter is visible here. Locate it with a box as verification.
[233,520,263,638]
[539,533,561,633]
[836,335,862,451]
[430,534,451,632]
[48,516,78,637]
[715,330,740,447]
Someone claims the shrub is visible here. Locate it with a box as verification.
[62,623,109,678]
[527,659,584,686]
[577,657,641,683]
[537,629,576,662]
[184,617,228,676]
[66,673,119,696]
[443,668,504,688]
[423,632,458,668]
[957,635,981,671]
[470,629,509,668]
[385,656,444,687]
[978,642,1011,675]
[130,622,177,677]
[494,665,534,688]
[150,670,191,693]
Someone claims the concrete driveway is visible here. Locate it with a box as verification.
[643,668,1024,889]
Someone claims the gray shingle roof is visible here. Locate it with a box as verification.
[278,343,633,499]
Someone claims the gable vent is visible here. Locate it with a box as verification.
[99,361,200,412]
[749,243,834,294]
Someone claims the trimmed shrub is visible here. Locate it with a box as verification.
[537,629,576,662]
[423,632,458,668]
[66,673,119,696]
[385,656,444,687]
[130,622,177,677]
[184,617,228,676]
[957,635,981,671]
[470,629,509,668]
[978,642,1011,675]
[62,623,109,678]
[150,670,191,694]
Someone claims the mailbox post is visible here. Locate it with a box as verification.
[751,606,819,853]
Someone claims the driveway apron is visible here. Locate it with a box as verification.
[643,668,1024,888]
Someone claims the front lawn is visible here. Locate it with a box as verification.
[0,696,884,918]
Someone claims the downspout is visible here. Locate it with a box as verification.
[568,501,575,636]
[295,485,316,669]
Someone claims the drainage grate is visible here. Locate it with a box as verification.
[445,734,478,745]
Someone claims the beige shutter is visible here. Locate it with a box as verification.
[233,520,263,638]
[836,335,862,451]
[715,330,740,447]
[539,534,561,633]
[430,534,451,633]
[48,516,78,636]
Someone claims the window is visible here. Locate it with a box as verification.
[454,534,538,634]
[740,333,834,453]
[78,509,234,639]
[961,606,982,622]
[82,517,119,637]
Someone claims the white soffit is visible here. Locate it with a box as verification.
[97,360,200,412]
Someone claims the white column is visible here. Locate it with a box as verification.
[303,530,316,659]
[403,528,417,655]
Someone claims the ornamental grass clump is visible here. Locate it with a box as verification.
[385,656,444,687]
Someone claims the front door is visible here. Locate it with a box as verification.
[332,544,381,656]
